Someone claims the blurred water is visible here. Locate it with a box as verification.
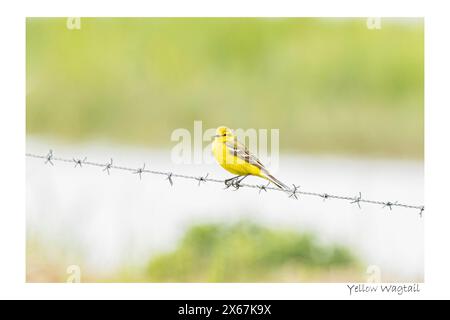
[26,138,424,281]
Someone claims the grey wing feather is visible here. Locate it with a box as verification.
[225,140,268,172]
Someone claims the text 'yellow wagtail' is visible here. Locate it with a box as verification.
[212,126,289,190]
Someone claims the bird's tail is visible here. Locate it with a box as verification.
[264,173,290,191]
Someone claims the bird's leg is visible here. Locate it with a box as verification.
[224,175,241,188]
[232,175,249,188]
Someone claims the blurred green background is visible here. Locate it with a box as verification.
[27,18,423,158]
[145,222,359,282]
[27,222,363,283]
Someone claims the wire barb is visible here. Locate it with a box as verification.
[166,173,174,186]
[289,184,300,200]
[73,157,87,168]
[351,192,363,209]
[257,182,270,194]
[196,173,209,186]
[45,150,54,166]
[25,150,424,216]
[103,158,113,175]
[383,201,398,211]
[133,163,146,180]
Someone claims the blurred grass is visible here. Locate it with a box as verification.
[26,18,423,158]
[145,221,360,282]
[26,221,362,283]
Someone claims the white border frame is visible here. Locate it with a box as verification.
[1,0,449,300]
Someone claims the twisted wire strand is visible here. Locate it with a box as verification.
[26,151,424,216]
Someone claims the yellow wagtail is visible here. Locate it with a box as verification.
[212,126,289,190]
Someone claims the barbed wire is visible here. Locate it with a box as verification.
[26,150,425,217]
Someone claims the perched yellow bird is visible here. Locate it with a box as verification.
[212,126,289,190]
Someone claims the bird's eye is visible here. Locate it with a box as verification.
[222,133,227,136]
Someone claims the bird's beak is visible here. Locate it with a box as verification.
[213,134,221,138]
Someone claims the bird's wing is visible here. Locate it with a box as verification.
[225,139,267,171]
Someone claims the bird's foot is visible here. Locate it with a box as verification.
[224,176,241,189]
[231,179,242,190]
[230,175,249,190]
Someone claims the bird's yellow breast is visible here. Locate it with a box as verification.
[212,140,262,177]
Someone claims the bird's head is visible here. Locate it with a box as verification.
[214,126,234,141]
